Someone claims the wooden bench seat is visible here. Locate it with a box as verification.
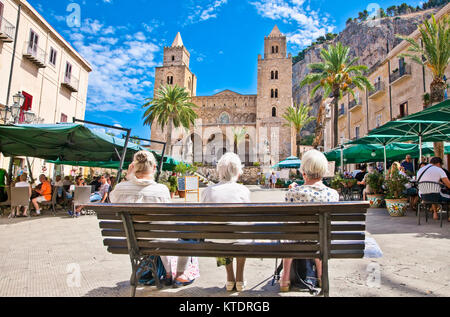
[88,202,369,297]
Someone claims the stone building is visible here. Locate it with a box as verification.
[323,2,450,167]
[151,26,294,166]
[0,0,91,179]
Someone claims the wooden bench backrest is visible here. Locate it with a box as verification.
[89,202,369,260]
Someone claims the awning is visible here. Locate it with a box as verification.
[0,123,145,162]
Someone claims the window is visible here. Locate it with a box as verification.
[28,30,39,55]
[271,89,274,98]
[271,70,278,80]
[275,89,278,98]
[167,76,173,85]
[272,46,275,54]
[65,62,72,81]
[272,107,277,117]
[276,46,279,53]
[399,102,408,118]
[49,47,57,66]
[60,113,68,123]
[171,55,175,61]
[355,126,360,139]
[275,71,278,80]
[376,114,382,127]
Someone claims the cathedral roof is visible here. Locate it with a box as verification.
[268,25,283,37]
[213,89,245,96]
[172,32,184,47]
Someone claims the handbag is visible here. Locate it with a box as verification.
[290,259,320,293]
[138,256,167,286]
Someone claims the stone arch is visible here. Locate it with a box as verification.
[218,112,231,124]
[185,133,203,163]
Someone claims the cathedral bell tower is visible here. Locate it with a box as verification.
[256,25,293,162]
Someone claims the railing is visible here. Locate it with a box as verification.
[369,81,386,98]
[348,97,362,110]
[23,41,46,67]
[390,64,411,84]
[62,75,79,92]
[0,16,15,41]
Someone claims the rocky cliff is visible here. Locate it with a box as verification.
[292,8,440,137]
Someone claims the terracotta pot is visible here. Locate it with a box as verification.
[385,198,408,217]
[170,192,175,199]
[178,191,186,199]
[366,194,384,208]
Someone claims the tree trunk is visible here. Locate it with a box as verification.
[333,90,340,149]
[296,132,301,159]
[166,119,173,156]
[313,99,325,150]
[431,78,446,159]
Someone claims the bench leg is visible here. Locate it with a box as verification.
[322,260,329,297]
[130,262,138,297]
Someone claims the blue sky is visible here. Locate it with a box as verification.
[29,0,425,139]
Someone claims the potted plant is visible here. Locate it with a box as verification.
[168,175,178,199]
[365,171,385,208]
[422,93,431,109]
[384,170,410,217]
[175,163,190,198]
[330,173,344,192]
[276,179,284,188]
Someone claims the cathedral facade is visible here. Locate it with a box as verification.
[151,26,294,166]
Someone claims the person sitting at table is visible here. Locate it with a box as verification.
[401,155,415,176]
[110,151,200,287]
[417,157,450,221]
[201,152,251,292]
[71,175,110,217]
[281,150,340,292]
[31,174,52,216]
[10,173,32,218]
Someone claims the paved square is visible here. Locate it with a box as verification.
[0,188,449,297]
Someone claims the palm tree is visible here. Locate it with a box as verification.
[232,127,247,154]
[398,14,449,104]
[300,42,374,149]
[398,14,450,158]
[142,85,198,156]
[283,103,315,158]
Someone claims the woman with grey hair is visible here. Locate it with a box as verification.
[201,152,251,292]
[110,151,200,288]
[280,149,339,292]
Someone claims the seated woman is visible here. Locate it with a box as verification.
[11,173,32,218]
[201,152,251,292]
[109,151,200,288]
[281,150,340,292]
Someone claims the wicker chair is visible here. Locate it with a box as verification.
[38,186,58,216]
[417,182,449,228]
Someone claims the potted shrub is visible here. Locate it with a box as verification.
[365,171,385,208]
[168,175,178,199]
[330,173,344,192]
[384,170,410,217]
[276,179,284,188]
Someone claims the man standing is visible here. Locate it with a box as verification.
[401,155,414,176]
[270,172,278,189]
[417,157,450,221]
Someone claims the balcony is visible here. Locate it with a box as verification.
[0,16,15,43]
[23,42,46,68]
[348,97,363,111]
[390,64,411,85]
[61,75,79,93]
[369,81,386,99]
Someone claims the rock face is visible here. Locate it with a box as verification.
[292,8,439,137]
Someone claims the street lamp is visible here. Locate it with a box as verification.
[2,91,38,125]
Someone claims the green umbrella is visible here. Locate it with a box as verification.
[401,100,450,122]
[273,156,301,169]
[369,120,450,159]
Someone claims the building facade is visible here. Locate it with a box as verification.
[0,0,91,179]
[151,26,294,166]
[324,3,450,166]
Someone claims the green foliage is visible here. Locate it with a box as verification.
[174,162,190,175]
[299,135,314,146]
[397,14,450,82]
[168,175,178,193]
[330,173,344,190]
[366,172,385,194]
[384,170,409,199]
[253,162,261,167]
[283,103,315,133]
[292,33,337,65]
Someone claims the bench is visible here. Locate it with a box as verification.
[88,201,369,297]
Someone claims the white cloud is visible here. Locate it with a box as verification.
[250,0,335,48]
[67,19,160,113]
[185,0,228,25]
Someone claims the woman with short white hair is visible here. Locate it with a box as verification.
[201,152,251,292]
[280,149,339,292]
[110,151,200,288]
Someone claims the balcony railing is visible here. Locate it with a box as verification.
[369,81,386,99]
[23,41,46,68]
[61,75,79,93]
[390,64,411,85]
[349,97,362,111]
[0,16,15,43]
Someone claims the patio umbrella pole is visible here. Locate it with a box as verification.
[419,135,423,163]
[340,145,344,173]
[26,157,34,183]
[384,145,387,175]
[117,129,131,184]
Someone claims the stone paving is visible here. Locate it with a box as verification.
[0,187,449,297]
